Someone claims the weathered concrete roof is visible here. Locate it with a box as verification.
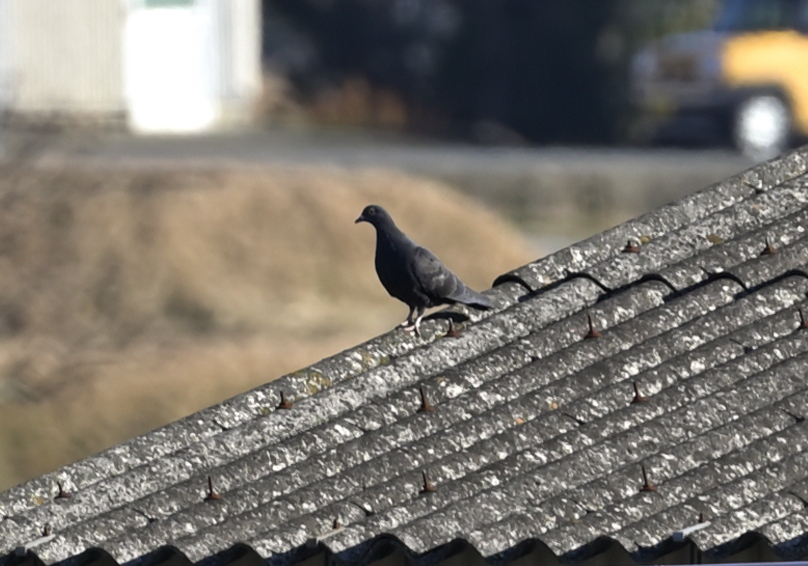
[2,148,808,566]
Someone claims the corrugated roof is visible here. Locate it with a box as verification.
[2,148,808,566]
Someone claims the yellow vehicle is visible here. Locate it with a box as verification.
[631,0,808,160]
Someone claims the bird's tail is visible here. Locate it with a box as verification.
[450,286,494,309]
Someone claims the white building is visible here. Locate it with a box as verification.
[0,0,262,133]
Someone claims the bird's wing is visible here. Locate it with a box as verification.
[411,245,494,308]
[410,246,464,303]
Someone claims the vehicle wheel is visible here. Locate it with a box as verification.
[733,94,791,161]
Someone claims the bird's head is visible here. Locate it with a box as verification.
[355,205,393,228]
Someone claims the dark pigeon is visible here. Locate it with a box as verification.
[356,204,493,336]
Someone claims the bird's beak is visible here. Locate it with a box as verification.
[355,215,366,224]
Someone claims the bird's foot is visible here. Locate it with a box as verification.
[398,307,424,338]
[402,324,421,338]
[398,320,421,338]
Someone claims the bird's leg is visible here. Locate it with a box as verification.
[412,306,425,337]
[398,305,416,329]
[399,306,425,337]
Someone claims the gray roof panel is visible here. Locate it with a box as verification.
[3,148,808,566]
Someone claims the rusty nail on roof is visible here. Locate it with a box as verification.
[585,312,601,339]
[640,465,657,492]
[418,384,435,413]
[761,237,777,256]
[800,308,808,329]
[351,500,374,517]
[445,319,461,338]
[55,481,71,499]
[631,382,648,404]
[277,391,293,410]
[622,239,640,253]
[421,471,437,494]
[205,475,222,501]
[332,517,341,530]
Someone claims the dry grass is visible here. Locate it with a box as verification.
[0,163,534,490]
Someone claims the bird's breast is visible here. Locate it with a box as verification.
[374,237,420,303]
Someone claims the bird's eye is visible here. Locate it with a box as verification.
[368,207,376,215]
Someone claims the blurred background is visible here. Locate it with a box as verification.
[0,0,803,489]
